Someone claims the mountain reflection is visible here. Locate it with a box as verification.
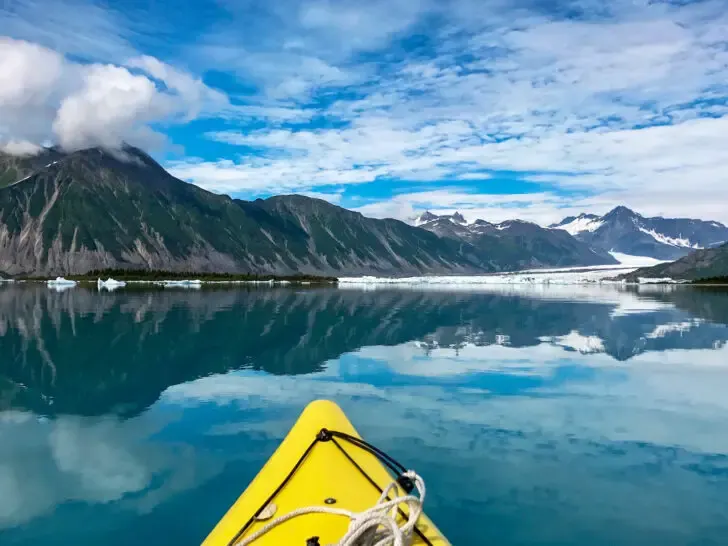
[0,284,727,417]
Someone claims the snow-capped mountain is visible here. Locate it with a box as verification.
[551,213,604,236]
[410,211,617,268]
[550,206,728,260]
[411,211,466,227]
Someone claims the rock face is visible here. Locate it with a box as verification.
[413,212,617,269]
[0,146,489,276]
[622,243,728,281]
[551,206,728,260]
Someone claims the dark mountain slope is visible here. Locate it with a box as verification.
[0,146,486,276]
[415,213,617,269]
[257,195,483,274]
[621,243,728,281]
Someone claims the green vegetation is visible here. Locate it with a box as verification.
[17,268,337,283]
[0,167,18,188]
[693,276,728,285]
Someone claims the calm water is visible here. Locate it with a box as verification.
[1,284,728,545]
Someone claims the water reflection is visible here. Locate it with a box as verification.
[1,284,727,545]
[1,285,727,417]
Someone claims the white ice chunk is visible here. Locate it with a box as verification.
[97,278,127,291]
[47,277,77,288]
[158,279,203,288]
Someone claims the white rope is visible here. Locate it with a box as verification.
[235,471,426,546]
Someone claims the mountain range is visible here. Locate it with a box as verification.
[0,146,488,276]
[1,144,726,277]
[550,206,728,261]
[410,211,618,268]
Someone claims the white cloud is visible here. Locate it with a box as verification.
[174,0,728,222]
[0,37,68,147]
[4,0,728,222]
[126,55,229,118]
[0,139,43,156]
[0,0,136,62]
[352,189,569,223]
[0,38,228,153]
[0,37,64,106]
[53,64,166,151]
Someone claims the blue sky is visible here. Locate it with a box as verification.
[1,0,728,224]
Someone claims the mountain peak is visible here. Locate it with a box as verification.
[605,205,638,219]
[411,210,440,226]
[451,212,466,224]
[410,210,468,227]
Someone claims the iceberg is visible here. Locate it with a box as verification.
[158,279,203,289]
[97,278,128,291]
[47,277,77,288]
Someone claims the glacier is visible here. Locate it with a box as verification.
[339,265,639,286]
[608,252,665,266]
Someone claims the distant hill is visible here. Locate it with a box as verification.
[550,206,728,260]
[620,242,728,281]
[411,212,618,269]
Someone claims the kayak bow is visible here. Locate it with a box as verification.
[203,400,449,545]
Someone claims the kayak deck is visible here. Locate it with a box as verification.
[203,400,448,545]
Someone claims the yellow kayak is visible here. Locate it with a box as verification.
[203,400,449,546]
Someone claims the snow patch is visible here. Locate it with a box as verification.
[609,252,666,267]
[637,227,701,249]
[552,216,604,236]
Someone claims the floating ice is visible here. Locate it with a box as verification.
[97,278,128,291]
[158,280,203,289]
[47,277,77,288]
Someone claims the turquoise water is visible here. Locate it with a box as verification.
[1,284,728,545]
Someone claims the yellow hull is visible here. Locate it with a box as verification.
[203,400,449,545]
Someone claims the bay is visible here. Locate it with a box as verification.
[1,284,728,545]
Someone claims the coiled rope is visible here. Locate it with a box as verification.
[235,470,426,546]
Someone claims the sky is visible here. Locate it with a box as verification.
[1,0,728,225]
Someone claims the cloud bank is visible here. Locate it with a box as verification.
[0,37,226,154]
[171,0,728,223]
[2,0,728,223]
